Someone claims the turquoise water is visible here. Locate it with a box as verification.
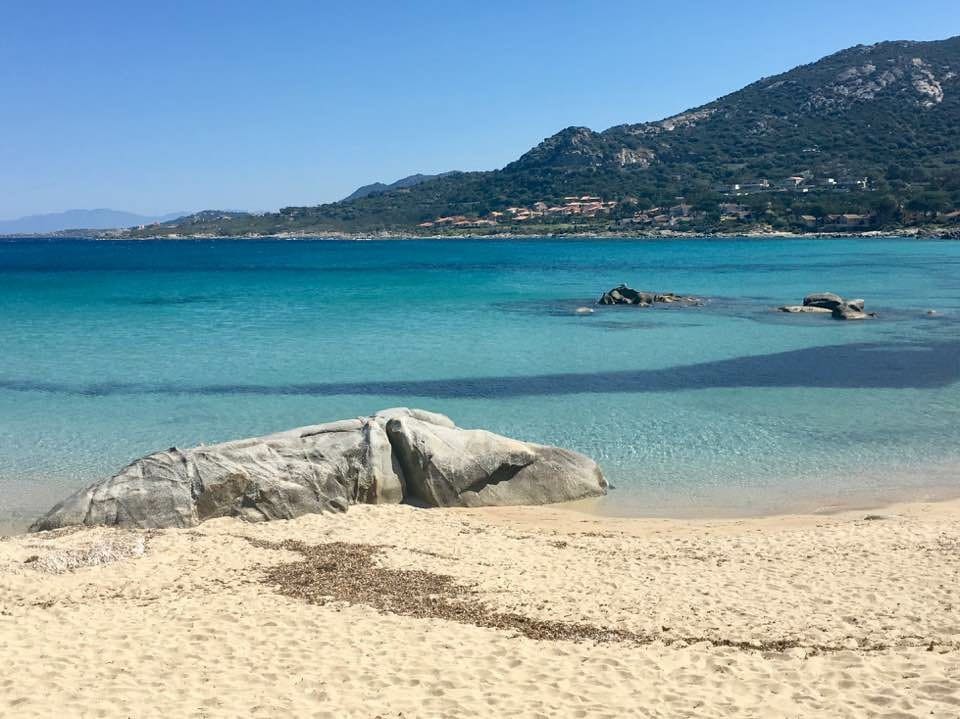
[1,238,959,529]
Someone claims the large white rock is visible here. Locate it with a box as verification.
[385,415,608,508]
[31,408,606,531]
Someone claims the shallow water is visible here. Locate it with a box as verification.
[1,237,958,529]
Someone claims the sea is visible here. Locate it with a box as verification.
[1,237,958,532]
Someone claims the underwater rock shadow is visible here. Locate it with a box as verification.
[2,340,958,398]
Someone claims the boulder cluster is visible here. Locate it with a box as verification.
[598,284,701,306]
[779,292,876,320]
[30,408,607,531]
[595,284,881,320]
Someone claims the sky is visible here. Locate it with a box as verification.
[1,1,958,218]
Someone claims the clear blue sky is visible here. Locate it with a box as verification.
[2,0,958,218]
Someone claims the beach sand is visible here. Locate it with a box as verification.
[1,499,958,718]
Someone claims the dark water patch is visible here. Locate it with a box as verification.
[111,294,226,307]
[4,259,940,275]
[491,299,599,317]
[494,298,711,319]
[6,237,956,277]
[588,319,672,331]
[492,296,707,326]
[698,296,778,311]
[918,312,956,322]
[2,260,699,275]
[587,318,708,330]
[3,340,958,399]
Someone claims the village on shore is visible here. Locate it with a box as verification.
[415,172,960,235]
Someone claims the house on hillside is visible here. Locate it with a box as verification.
[719,203,752,221]
[823,213,874,230]
[736,179,771,194]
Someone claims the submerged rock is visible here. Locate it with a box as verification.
[30,409,606,531]
[598,284,700,306]
[778,305,832,314]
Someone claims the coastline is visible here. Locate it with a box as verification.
[3,496,958,717]
[8,481,960,536]
[3,227,959,241]
[571,457,960,520]
[473,491,960,534]
[5,457,959,537]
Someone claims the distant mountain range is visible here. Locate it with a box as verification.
[342,172,456,202]
[127,35,960,237]
[0,209,188,235]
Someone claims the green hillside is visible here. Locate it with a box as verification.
[128,36,960,237]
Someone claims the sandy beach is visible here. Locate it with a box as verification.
[1,499,958,718]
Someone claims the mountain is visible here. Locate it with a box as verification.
[129,36,960,237]
[0,209,188,235]
[504,37,959,182]
[342,172,456,202]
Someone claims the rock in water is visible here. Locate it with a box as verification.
[30,409,606,531]
[831,301,872,320]
[780,292,875,320]
[598,284,699,306]
[599,284,655,305]
[385,415,607,507]
[803,292,845,310]
[778,305,832,314]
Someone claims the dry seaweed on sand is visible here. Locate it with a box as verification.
[252,538,916,653]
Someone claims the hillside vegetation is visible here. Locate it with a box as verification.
[128,36,960,237]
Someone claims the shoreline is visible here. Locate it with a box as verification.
[4,476,959,538]
[569,458,960,521]
[3,228,959,241]
[472,491,960,534]
[5,452,959,536]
